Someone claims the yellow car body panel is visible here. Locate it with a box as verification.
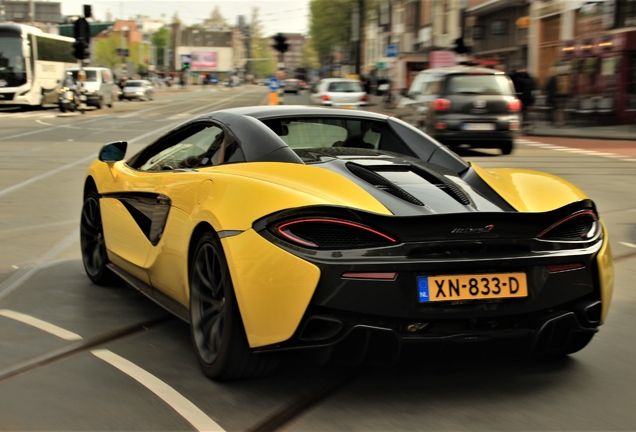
[221,229,321,348]
[87,160,389,347]
[471,162,613,324]
[161,162,392,229]
[470,163,589,212]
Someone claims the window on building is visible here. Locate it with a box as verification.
[491,19,508,35]
[473,25,485,40]
[443,2,449,35]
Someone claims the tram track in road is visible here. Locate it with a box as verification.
[0,314,172,383]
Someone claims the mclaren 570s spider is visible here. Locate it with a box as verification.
[81,106,613,380]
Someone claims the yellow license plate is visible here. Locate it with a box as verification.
[417,272,527,303]
[339,105,355,109]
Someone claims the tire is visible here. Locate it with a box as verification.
[80,191,118,285]
[95,97,103,109]
[189,231,278,380]
[501,140,514,155]
[59,103,66,113]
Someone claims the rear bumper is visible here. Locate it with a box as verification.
[432,129,516,146]
[256,300,601,360]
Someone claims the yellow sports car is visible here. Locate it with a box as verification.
[81,106,613,380]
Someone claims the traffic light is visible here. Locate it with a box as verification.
[272,33,288,54]
[453,37,470,54]
[182,61,190,70]
[72,40,88,59]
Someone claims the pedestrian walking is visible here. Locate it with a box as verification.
[510,66,536,129]
[545,70,558,125]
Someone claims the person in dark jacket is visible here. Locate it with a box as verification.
[544,71,558,125]
[510,66,536,127]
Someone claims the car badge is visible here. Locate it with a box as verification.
[473,100,486,108]
[0,80,7,87]
[451,224,494,234]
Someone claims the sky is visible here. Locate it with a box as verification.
[59,0,311,36]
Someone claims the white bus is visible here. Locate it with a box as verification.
[0,23,77,107]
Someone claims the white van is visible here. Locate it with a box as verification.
[64,67,116,109]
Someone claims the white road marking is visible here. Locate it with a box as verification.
[0,309,82,340]
[0,230,78,301]
[0,309,224,431]
[36,119,54,126]
[92,349,225,432]
[0,155,95,198]
[518,139,633,162]
[619,242,636,249]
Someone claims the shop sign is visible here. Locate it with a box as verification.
[534,1,563,19]
[515,16,530,29]
[429,51,457,69]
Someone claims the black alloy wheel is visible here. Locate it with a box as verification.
[189,231,278,380]
[80,191,116,285]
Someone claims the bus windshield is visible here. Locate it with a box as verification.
[0,36,27,87]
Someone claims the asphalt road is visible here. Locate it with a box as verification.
[0,87,635,431]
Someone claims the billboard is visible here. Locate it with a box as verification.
[191,52,217,69]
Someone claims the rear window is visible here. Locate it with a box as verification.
[327,81,362,92]
[444,74,513,96]
[68,70,98,82]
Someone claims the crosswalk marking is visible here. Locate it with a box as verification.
[518,138,635,163]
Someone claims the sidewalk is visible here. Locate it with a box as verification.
[365,94,636,141]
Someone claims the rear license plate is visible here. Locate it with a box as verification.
[79,95,87,101]
[417,272,527,303]
[339,105,355,109]
[462,123,495,131]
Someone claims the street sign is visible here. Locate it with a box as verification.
[116,48,129,57]
[386,44,397,57]
[268,77,280,91]
[377,62,385,69]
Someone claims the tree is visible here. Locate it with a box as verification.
[93,33,121,70]
[151,27,171,68]
[309,0,353,72]
[207,6,226,28]
[300,38,320,71]
[250,7,276,77]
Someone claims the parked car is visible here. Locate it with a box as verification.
[64,67,116,109]
[81,106,612,380]
[396,66,521,155]
[121,79,155,101]
[282,79,302,94]
[310,78,368,109]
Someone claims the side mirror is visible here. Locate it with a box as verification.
[99,141,128,162]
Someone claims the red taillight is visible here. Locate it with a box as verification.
[547,263,585,273]
[342,272,397,280]
[274,218,397,249]
[435,122,447,130]
[321,95,331,101]
[431,99,451,111]
[510,122,520,131]
[360,94,368,102]
[507,99,521,111]
[538,211,599,241]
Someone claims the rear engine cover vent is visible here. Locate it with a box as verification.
[346,163,424,206]
[408,164,472,206]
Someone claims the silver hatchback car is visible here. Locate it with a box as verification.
[122,80,155,101]
[309,78,367,109]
